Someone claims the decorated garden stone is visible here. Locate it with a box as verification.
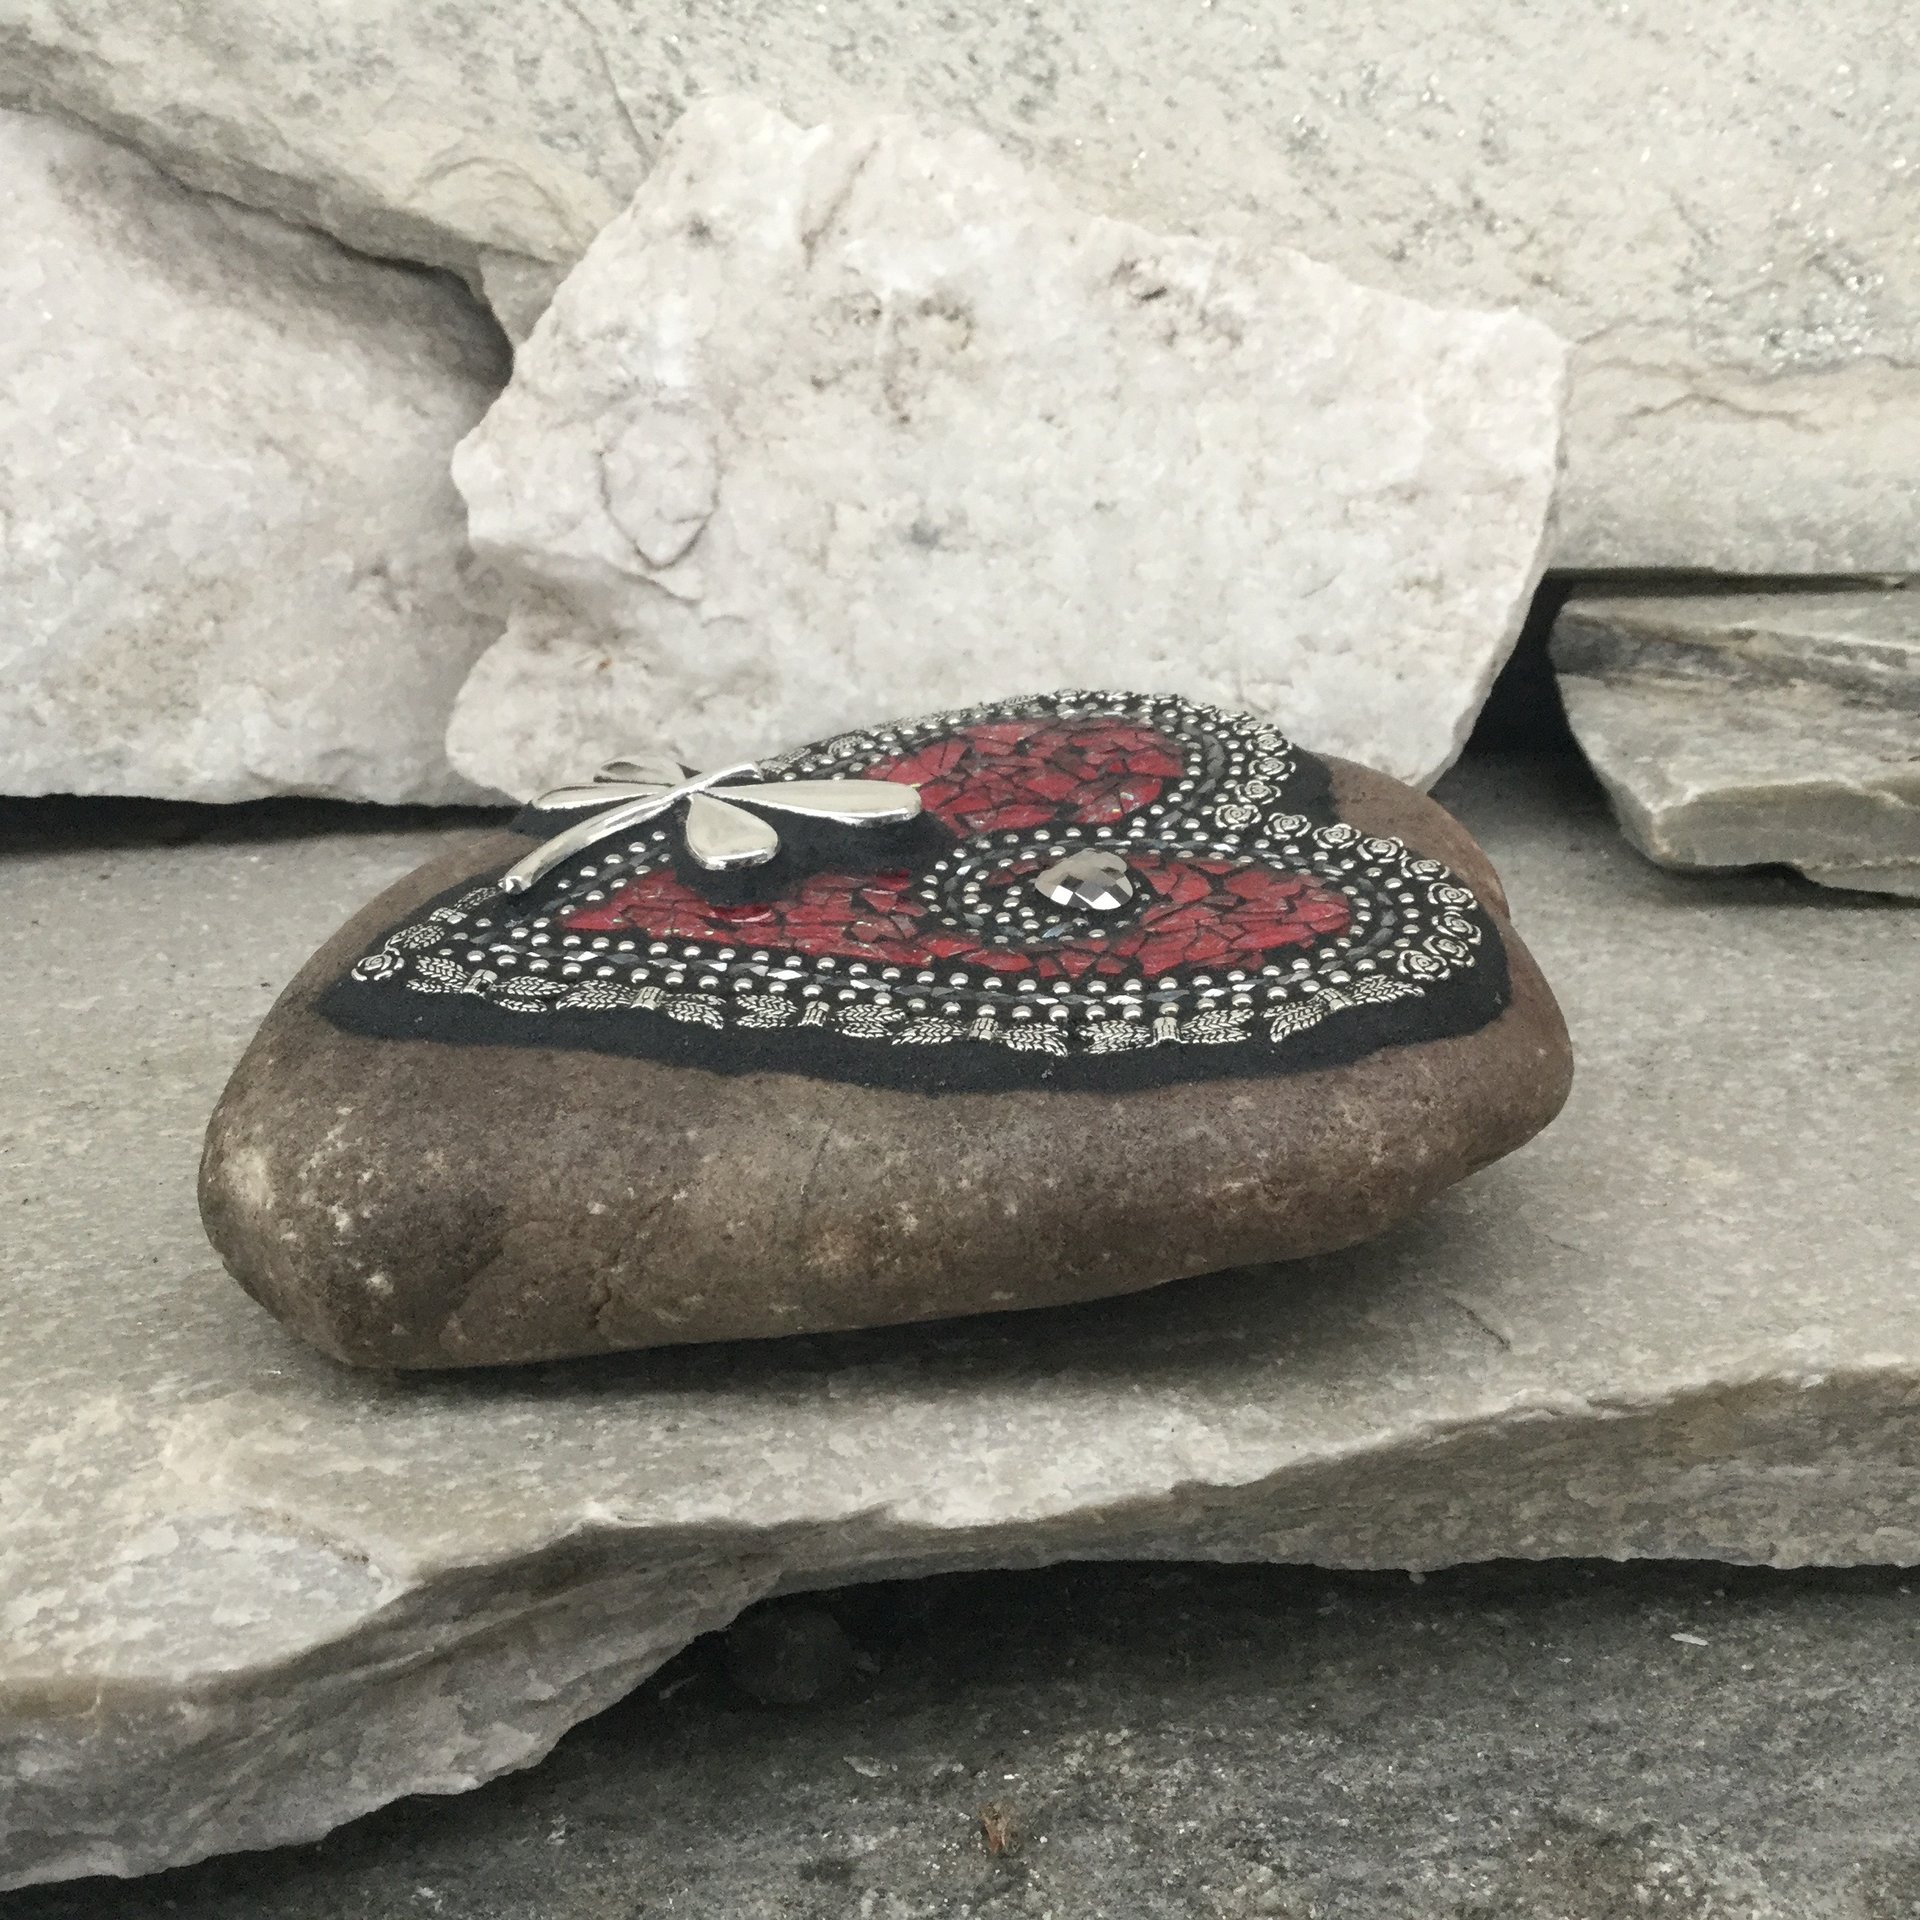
[200,691,1573,1366]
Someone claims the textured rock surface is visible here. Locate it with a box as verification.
[2,2,1913,570]
[9,1562,1918,1919]
[199,737,1571,1367]
[1554,590,1920,898]
[0,109,508,803]
[447,100,1564,797]
[2,755,1916,1886]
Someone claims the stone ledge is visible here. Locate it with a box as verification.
[1554,590,1920,897]
[1,755,1915,1886]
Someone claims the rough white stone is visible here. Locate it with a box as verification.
[2,758,1917,1887]
[1554,591,1920,898]
[446,99,1564,798]
[1,0,1914,571]
[0,110,509,804]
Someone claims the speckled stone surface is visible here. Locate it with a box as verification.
[445,100,1563,797]
[198,756,1571,1367]
[0,108,508,804]
[3,1,1915,571]
[1,756,1916,1888]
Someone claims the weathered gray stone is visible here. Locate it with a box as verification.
[2,755,1916,1886]
[446,100,1564,797]
[1553,590,1920,898]
[0,109,509,804]
[1,2,1914,571]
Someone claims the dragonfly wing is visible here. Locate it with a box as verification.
[524,781,671,814]
[722,778,923,824]
[596,752,689,787]
[684,792,780,870]
[499,788,678,892]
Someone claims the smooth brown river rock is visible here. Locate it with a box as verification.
[200,691,1573,1367]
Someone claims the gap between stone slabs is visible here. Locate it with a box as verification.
[0,755,1915,1887]
[11,1562,1917,1920]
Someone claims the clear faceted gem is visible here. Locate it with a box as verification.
[1034,848,1135,912]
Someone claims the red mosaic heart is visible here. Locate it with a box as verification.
[560,716,1352,979]
[322,689,1511,1097]
[871,715,1186,834]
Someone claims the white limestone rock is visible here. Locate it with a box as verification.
[446,99,1564,798]
[3,758,1917,1887]
[1,0,1913,572]
[1553,591,1920,899]
[0,110,509,803]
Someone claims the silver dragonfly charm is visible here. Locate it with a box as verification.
[499,751,924,895]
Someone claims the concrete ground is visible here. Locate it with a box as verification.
[3,1559,1916,1919]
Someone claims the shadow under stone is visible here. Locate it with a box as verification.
[6,1558,1914,1920]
